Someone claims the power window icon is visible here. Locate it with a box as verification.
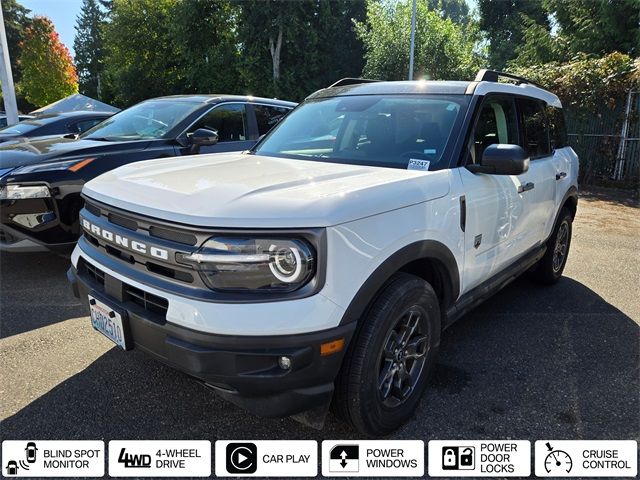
[226,443,257,474]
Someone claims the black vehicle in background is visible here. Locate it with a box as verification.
[0,114,34,128]
[0,95,296,251]
[0,111,115,144]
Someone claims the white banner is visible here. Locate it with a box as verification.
[321,440,424,477]
[428,440,530,477]
[108,440,211,477]
[215,440,317,477]
[2,440,104,477]
[535,440,637,477]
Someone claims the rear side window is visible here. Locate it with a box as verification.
[471,96,519,163]
[254,105,291,136]
[546,106,568,149]
[518,98,551,158]
[188,104,247,142]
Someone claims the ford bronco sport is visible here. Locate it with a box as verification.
[68,70,578,436]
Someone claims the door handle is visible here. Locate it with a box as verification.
[518,182,535,193]
[556,172,567,180]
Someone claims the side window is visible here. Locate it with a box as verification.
[254,105,291,136]
[471,97,518,163]
[188,104,247,142]
[518,98,551,158]
[546,105,568,150]
[72,119,104,134]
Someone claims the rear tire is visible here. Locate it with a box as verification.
[532,208,573,284]
[333,273,440,436]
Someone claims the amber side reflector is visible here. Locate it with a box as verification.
[68,157,96,172]
[320,338,345,356]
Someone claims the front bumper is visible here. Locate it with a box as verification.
[68,261,356,418]
[0,197,78,251]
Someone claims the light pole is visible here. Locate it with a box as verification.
[0,0,19,125]
[408,0,417,80]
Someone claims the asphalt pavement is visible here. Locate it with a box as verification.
[1,189,638,447]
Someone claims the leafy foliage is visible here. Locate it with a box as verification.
[355,0,481,81]
[1,0,30,82]
[102,0,182,106]
[237,0,366,100]
[509,52,640,110]
[18,16,78,107]
[478,0,549,69]
[74,0,106,99]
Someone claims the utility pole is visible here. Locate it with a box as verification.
[0,0,19,125]
[408,0,417,80]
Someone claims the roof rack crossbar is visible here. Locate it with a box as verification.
[474,69,543,89]
[329,78,382,88]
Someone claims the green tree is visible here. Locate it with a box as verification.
[18,16,78,107]
[478,0,550,69]
[1,0,30,82]
[74,0,106,99]
[355,0,481,81]
[169,0,239,94]
[545,0,639,57]
[237,0,366,100]
[102,0,181,106]
[427,0,471,25]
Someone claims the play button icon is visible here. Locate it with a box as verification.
[226,443,257,474]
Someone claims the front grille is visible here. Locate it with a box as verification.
[85,261,105,285]
[82,198,204,287]
[123,284,169,318]
[80,258,169,321]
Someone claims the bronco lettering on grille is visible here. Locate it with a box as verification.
[82,218,169,260]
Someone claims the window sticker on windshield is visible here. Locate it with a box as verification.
[408,159,430,171]
[424,148,436,154]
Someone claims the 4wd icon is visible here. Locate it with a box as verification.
[118,448,151,468]
[442,446,475,470]
[329,445,359,472]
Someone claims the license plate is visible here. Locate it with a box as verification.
[88,294,129,350]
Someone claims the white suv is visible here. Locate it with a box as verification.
[68,70,579,436]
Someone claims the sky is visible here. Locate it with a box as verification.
[21,0,83,57]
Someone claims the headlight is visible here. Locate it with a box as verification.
[178,236,316,293]
[0,184,51,200]
[12,157,95,174]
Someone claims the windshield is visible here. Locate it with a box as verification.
[82,100,199,141]
[254,94,468,169]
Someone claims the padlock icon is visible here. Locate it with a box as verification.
[442,448,458,469]
[459,447,475,469]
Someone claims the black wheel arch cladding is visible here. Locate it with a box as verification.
[339,239,460,326]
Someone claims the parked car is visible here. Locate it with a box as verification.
[0,114,34,128]
[67,71,578,436]
[0,111,114,144]
[0,95,295,251]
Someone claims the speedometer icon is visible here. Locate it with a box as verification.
[544,449,573,473]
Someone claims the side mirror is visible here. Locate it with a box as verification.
[187,128,218,152]
[467,144,529,176]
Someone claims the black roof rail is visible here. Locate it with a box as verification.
[329,78,382,88]
[474,69,544,89]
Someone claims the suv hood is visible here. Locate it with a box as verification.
[0,136,152,169]
[84,153,451,228]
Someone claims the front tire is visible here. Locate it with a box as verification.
[333,273,440,436]
[532,208,573,284]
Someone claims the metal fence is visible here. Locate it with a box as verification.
[565,90,640,185]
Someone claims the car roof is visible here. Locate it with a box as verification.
[308,81,472,99]
[150,94,297,108]
[307,79,562,107]
[31,110,115,119]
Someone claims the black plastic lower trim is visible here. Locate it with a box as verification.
[68,265,355,417]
